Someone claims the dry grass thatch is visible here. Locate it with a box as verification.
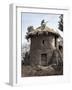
[26,26,60,39]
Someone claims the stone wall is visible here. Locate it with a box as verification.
[30,34,56,66]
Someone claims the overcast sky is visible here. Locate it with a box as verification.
[21,13,62,46]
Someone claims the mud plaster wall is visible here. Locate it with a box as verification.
[30,34,57,65]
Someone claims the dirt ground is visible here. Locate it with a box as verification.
[21,65,63,77]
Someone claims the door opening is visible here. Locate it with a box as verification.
[41,53,47,66]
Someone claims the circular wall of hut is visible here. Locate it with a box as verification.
[30,34,56,66]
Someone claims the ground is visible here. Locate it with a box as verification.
[21,65,63,77]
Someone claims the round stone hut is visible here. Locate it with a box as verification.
[26,24,60,66]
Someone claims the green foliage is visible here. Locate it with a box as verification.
[27,26,34,33]
[23,52,30,65]
[58,14,63,31]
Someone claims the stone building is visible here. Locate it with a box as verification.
[26,23,60,66]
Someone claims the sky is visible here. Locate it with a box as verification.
[21,12,62,46]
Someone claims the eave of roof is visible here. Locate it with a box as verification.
[26,26,60,39]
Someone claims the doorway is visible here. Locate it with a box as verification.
[41,53,47,66]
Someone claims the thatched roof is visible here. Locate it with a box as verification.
[26,26,60,39]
